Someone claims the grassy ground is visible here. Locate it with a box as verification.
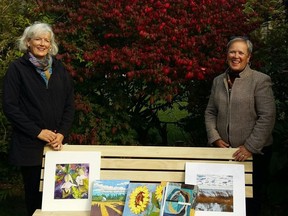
[158,101,190,145]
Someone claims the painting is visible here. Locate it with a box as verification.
[160,182,199,216]
[185,163,246,216]
[41,151,101,211]
[122,182,165,216]
[90,180,130,216]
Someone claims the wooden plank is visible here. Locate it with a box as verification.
[245,174,253,185]
[41,157,252,170]
[33,209,89,216]
[246,186,253,198]
[100,170,184,182]
[44,145,252,160]
[101,158,253,172]
[100,170,253,185]
[40,159,252,180]
[39,172,252,191]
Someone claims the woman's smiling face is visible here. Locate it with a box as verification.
[27,32,51,59]
[227,41,251,73]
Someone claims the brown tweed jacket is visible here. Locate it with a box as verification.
[205,65,276,154]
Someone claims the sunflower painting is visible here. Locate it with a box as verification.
[123,183,164,216]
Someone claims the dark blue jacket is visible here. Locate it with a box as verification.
[3,53,75,166]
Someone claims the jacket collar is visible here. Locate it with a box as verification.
[225,64,252,78]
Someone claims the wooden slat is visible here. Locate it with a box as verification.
[246,186,253,198]
[245,174,253,185]
[44,145,252,161]
[101,158,253,172]
[33,210,89,216]
[41,158,252,174]
[100,170,253,184]
[39,171,252,195]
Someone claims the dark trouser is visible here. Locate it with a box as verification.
[21,166,42,216]
[246,145,273,216]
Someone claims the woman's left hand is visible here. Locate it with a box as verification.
[233,145,252,161]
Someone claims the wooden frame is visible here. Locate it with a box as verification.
[33,144,253,216]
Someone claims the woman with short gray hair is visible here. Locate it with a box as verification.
[205,36,276,215]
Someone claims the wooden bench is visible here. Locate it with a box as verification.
[33,144,253,216]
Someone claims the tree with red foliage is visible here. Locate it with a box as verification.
[37,0,260,145]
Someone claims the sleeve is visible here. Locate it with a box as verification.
[205,78,222,145]
[244,75,276,154]
[57,65,75,138]
[2,62,42,138]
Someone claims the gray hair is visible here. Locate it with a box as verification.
[227,37,253,54]
[18,22,58,55]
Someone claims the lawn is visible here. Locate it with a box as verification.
[158,101,190,145]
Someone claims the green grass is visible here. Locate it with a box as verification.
[158,101,190,145]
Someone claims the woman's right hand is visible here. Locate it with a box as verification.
[213,139,230,148]
[47,133,64,151]
[37,129,57,143]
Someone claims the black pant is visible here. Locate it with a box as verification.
[21,166,42,216]
[246,145,273,216]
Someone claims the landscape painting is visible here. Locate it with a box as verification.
[185,162,246,216]
[90,180,130,216]
[195,174,233,212]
